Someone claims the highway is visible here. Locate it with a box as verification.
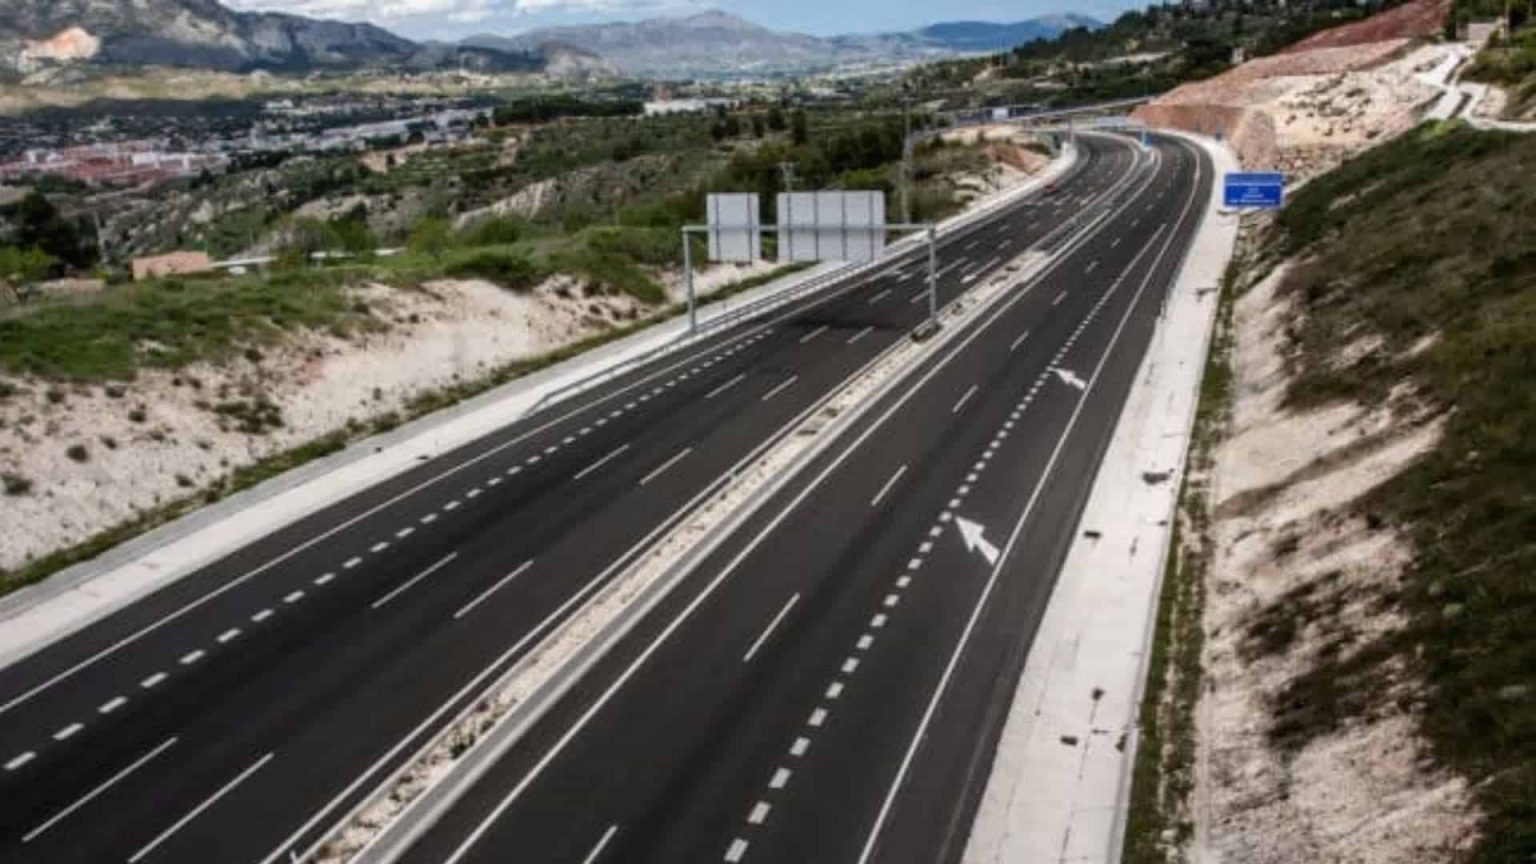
[396,132,1210,864]
[0,133,1156,863]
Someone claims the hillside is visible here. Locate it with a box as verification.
[0,0,584,75]
[1129,118,1535,864]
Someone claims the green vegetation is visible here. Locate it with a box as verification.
[1202,121,1535,862]
[1123,250,1244,864]
[909,0,1406,112]
[491,95,644,125]
[1463,20,1536,117]
[0,273,376,381]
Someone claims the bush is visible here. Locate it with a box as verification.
[458,216,525,248]
[445,252,545,291]
[586,227,682,268]
[65,443,88,463]
[1,472,31,495]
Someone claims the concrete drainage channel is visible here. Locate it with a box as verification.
[303,140,1150,864]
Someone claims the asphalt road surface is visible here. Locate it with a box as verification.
[0,133,1160,864]
[397,131,1211,864]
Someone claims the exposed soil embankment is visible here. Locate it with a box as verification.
[1133,0,1448,178]
[1135,123,1536,864]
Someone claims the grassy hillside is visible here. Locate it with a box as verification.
[1262,121,1535,862]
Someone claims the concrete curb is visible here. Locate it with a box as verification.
[0,146,1081,673]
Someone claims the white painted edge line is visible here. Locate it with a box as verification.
[742,594,801,664]
[574,444,632,481]
[581,825,619,864]
[24,737,178,843]
[129,752,273,863]
[870,465,909,508]
[639,447,693,487]
[370,553,459,611]
[453,560,536,621]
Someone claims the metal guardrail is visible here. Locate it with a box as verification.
[523,145,1087,419]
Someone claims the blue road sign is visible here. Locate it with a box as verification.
[1223,171,1285,209]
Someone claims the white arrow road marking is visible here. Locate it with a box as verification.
[1052,368,1087,391]
[955,518,1000,567]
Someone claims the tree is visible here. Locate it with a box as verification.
[408,215,453,261]
[767,106,787,132]
[12,192,91,269]
[790,109,810,146]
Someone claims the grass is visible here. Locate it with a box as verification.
[0,271,376,382]
[1235,120,1536,862]
[1122,249,1241,864]
[0,261,809,599]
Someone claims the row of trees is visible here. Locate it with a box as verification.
[0,192,97,284]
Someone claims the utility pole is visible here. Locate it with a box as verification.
[901,83,915,225]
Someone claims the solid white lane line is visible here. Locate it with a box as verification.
[53,722,83,741]
[867,288,892,304]
[128,752,273,863]
[1010,330,1030,353]
[581,825,619,864]
[870,464,908,508]
[99,696,127,714]
[706,374,748,400]
[23,736,178,842]
[639,447,692,486]
[371,552,459,610]
[574,444,632,481]
[742,594,800,663]
[848,325,874,345]
[760,375,798,402]
[799,325,829,344]
[952,384,980,414]
[453,560,536,620]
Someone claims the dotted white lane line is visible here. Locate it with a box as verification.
[53,722,83,741]
[5,752,35,771]
[283,591,304,604]
[809,708,828,728]
[179,650,204,666]
[314,572,335,586]
[725,838,749,862]
[421,513,439,525]
[748,802,771,825]
[790,737,811,757]
[444,500,461,512]
[99,696,127,715]
[466,488,482,499]
[216,628,241,644]
[769,767,792,789]
[251,609,274,623]
[140,672,167,689]
[369,541,390,553]
[826,682,845,699]
[344,556,363,569]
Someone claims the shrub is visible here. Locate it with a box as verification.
[65,444,88,463]
[459,216,525,248]
[446,252,545,291]
[1,472,31,495]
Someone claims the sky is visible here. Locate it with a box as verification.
[225,0,1143,41]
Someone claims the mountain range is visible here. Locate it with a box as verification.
[469,11,1102,78]
[0,1,1099,79]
